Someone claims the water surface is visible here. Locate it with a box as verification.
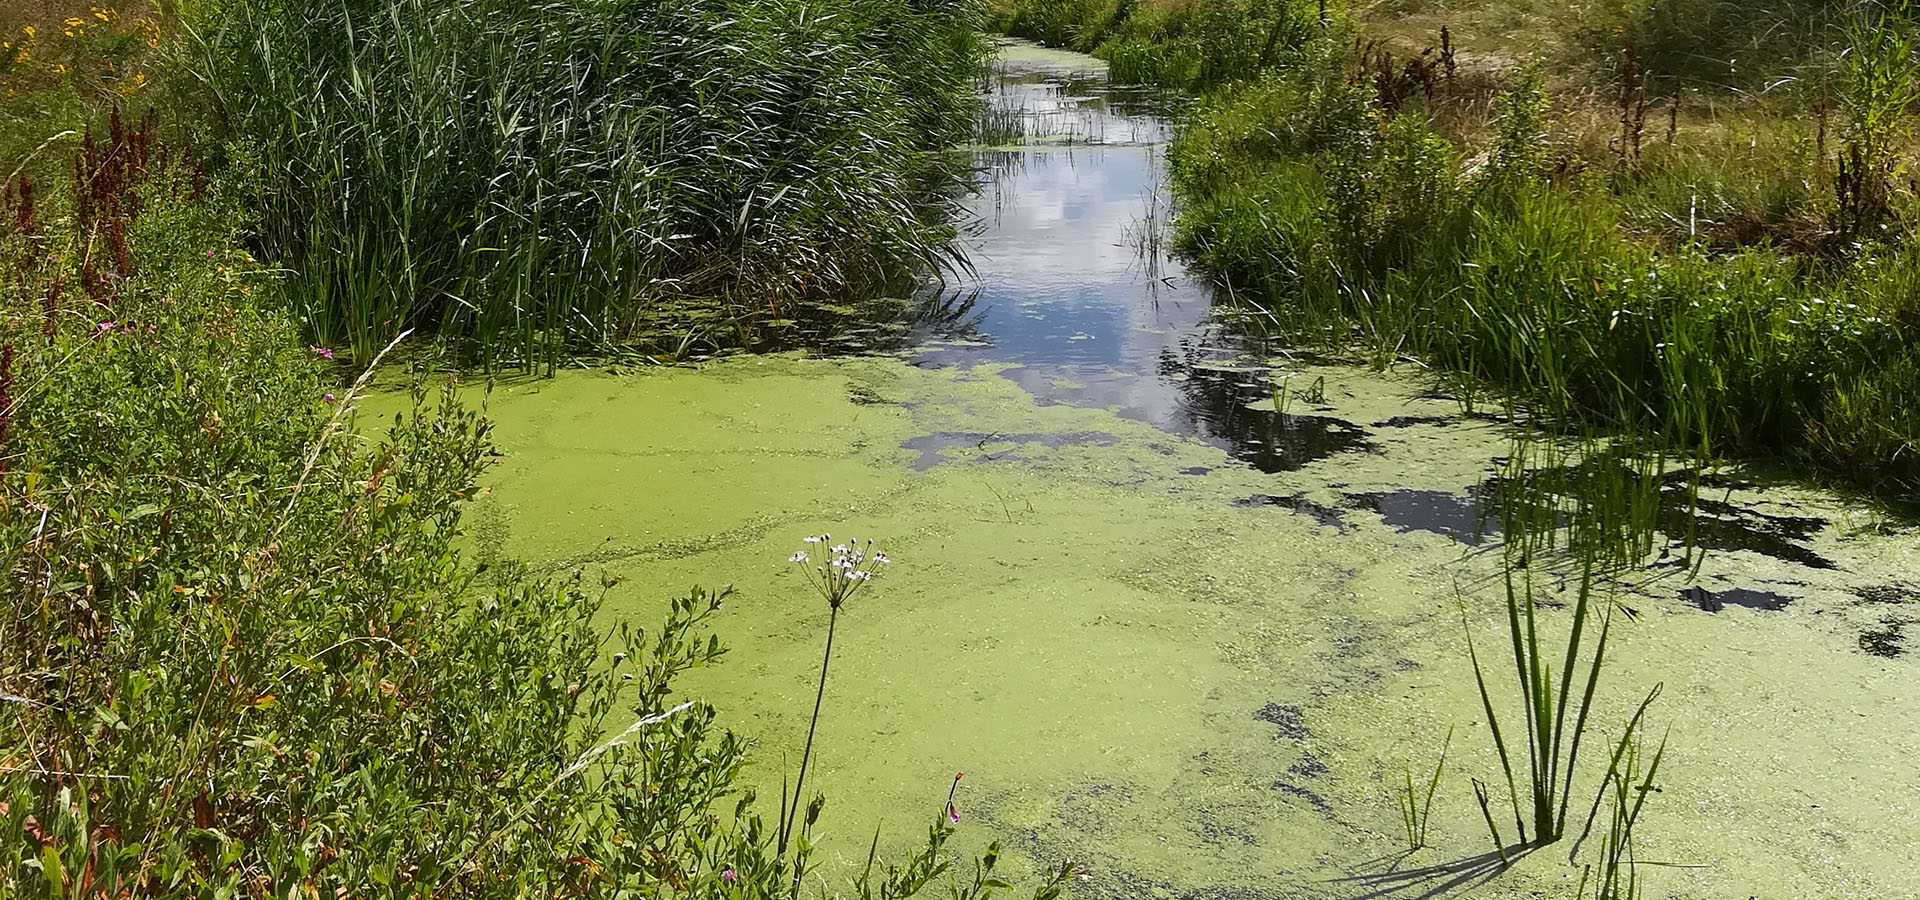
[394,40,1920,900]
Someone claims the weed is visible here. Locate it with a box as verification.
[1397,726,1452,852]
[1462,564,1619,847]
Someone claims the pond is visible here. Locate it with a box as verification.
[401,40,1920,900]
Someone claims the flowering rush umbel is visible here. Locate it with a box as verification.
[776,533,891,858]
[788,534,889,610]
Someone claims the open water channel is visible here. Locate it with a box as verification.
[407,40,1920,899]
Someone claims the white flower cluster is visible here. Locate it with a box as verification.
[789,533,890,609]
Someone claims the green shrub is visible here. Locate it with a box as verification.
[0,114,1069,899]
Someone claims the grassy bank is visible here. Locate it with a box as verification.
[994,0,1920,502]
[0,3,1088,896]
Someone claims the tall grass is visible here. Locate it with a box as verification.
[187,0,987,369]
[1168,52,1920,501]
[991,0,1322,90]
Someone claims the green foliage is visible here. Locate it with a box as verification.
[996,0,1321,90]
[1572,692,1667,900]
[1396,727,1451,853]
[0,113,1071,900]
[185,0,988,368]
[1571,0,1841,85]
[1835,1,1920,236]
[1169,61,1920,500]
[1463,565,1620,848]
[1487,63,1551,184]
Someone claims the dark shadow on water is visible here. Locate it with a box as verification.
[1234,493,1349,531]
[1679,585,1794,612]
[1335,465,1835,570]
[1327,845,1532,899]
[898,431,1119,470]
[1341,490,1499,545]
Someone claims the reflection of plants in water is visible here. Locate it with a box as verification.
[1489,437,1674,577]
[1154,342,1376,473]
[1124,155,1170,286]
[977,100,1030,146]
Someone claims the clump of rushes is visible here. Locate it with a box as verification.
[779,535,892,860]
[1462,563,1629,849]
[191,0,988,369]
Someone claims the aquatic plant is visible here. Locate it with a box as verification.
[779,535,892,859]
[188,0,987,368]
[1571,691,1668,900]
[1462,564,1619,848]
[1396,726,1452,852]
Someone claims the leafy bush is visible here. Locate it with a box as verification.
[0,114,1074,898]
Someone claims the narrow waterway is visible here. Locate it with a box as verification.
[402,41,1920,899]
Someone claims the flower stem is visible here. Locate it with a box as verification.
[779,605,838,857]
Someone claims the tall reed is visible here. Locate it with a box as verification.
[188,0,986,368]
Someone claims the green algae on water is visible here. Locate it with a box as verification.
[371,351,1920,899]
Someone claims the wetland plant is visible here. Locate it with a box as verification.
[1396,726,1452,852]
[1572,695,1669,900]
[779,536,892,859]
[190,0,988,368]
[1462,564,1620,848]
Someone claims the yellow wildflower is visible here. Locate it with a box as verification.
[22,26,35,40]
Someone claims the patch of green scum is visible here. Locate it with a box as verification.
[369,354,1920,898]
[1309,561,1920,899]
[992,37,1108,73]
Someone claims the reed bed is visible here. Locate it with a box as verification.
[186,0,987,368]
